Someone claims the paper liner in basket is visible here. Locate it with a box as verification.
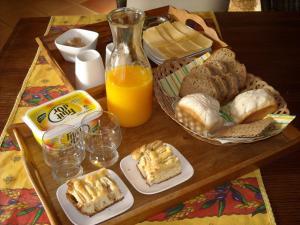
[153,53,296,144]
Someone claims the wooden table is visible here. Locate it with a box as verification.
[0,12,300,225]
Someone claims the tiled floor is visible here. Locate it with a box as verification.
[0,0,116,50]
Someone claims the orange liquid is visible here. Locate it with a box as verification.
[106,65,153,127]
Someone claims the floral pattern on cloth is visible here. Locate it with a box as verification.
[147,177,265,222]
[0,176,267,224]
[0,136,19,152]
[36,56,48,65]
[0,188,49,225]
[20,86,69,107]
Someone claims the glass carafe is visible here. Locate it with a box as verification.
[106,7,153,128]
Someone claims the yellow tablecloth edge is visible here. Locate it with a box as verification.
[0,47,41,145]
[256,169,276,225]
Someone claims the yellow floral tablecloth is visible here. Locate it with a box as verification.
[0,14,276,225]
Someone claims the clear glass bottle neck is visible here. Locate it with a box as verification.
[107,7,150,70]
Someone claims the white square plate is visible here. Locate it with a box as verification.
[56,169,134,225]
[120,144,194,195]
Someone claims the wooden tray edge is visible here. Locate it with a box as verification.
[8,122,300,224]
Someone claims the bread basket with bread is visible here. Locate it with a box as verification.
[153,48,295,145]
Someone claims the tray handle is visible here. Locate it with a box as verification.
[12,127,61,225]
[168,6,227,48]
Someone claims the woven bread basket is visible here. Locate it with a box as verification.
[153,57,289,145]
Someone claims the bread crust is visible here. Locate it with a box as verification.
[179,48,248,105]
[132,141,182,186]
[66,169,123,217]
[214,117,274,138]
[136,164,182,186]
[222,73,239,102]
[242,105,277,123]
[66,192,124,217]
[230,89,277,123]
[204,60,228,75]
[176,104,207,132]
[208,48,236,62]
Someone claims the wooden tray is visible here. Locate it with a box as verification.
[13,5,300,225]
[36,5,226,87]
[9,91,300,224]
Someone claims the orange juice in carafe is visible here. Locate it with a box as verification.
[106,7,153,127]
[106,65,153,127]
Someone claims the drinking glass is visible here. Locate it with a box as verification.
[42,125,85,183]
[81,111,122,168]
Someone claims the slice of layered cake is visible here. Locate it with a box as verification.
[66,168,123,216]
[131,140,182,186]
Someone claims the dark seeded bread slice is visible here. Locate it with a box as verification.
[179,71,219,99]
[190,64,212,76]
[224,61,247,90]
[221,73,239,102]
[219,74,231,102]
[211,75,228,103]
[208,48,236,62]
[204,60,228,75]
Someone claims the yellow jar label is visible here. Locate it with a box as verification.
[27,91,100,131]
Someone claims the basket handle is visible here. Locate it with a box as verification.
[168,6,227,48]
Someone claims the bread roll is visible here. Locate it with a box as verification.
[176,93,224,134]
[230,89,277,123]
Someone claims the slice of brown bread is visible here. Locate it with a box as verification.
[208,48,236,62]
[190,64,211,76]
[204,60,228,75]
[179,70,220,100]
[224,61,247,89]
[211,75,228,103]
[219,75,231,102]
[221,73,239,102]
[214,117,274,138]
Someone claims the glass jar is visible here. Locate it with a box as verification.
[106,7,153,127]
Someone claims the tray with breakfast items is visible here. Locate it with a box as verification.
[8,5,300,225]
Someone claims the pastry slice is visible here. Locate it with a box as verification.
[131,140,182,186]
[66,168,123,216]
